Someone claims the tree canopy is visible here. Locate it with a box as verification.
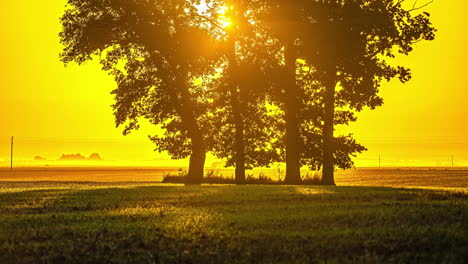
[60,0,436,185]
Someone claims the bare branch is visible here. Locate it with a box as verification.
[407,0,433,12]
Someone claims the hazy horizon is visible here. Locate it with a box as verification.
[1,134,468,167]
[1,1,468,168]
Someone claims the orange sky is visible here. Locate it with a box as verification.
[0,0,467,167]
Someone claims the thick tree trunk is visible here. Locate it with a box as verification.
[322,77,337,186]
[284,41,302,184]
[148,51,206,184]
[177,67,206,185]
[186,127,206,185]
[228,37,246,185]
[233,102,246,184]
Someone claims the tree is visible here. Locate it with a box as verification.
[296,63,367,172]
[298,0,436,185]
[257,0,311,184]
[256,0,365,183]
[204,40,284,183]
[190,0,283,184]
[60,0,221,184]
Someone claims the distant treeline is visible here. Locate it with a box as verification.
[34,153,103,161]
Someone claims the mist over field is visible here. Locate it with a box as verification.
[1,167,467,189]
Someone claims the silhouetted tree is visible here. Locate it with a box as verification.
[298,0,436,185]
[60,0,221,184]
[257,0,310,184]
[198,0,282,183]
[206,48,284,183]
[296,64,367,171]
[59,0,435,187]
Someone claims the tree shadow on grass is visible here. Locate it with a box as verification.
[0,184,466,263]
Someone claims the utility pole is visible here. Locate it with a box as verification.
[10,136,14,172]
[379,154,381,169]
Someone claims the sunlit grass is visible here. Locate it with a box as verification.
[0,183,466,263]
[294,186,336,195]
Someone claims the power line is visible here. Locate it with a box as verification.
[8,136,150,144]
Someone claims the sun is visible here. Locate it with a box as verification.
[217,5,233,29]
[222,19,232,28]
[195,1,233,29]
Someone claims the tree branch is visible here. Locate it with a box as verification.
[407,0,433,12]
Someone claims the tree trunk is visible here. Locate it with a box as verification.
[284,41,302,184]
[322,77,337,186]
[228,36,246,185]
[177,66,206,185]
[186,127,206,185]
[233,101,246,184]
[148,51,206,184]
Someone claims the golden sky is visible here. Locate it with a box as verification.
[0,0,467,167]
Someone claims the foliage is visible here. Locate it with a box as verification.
[297,65,367,170]
[298,0,436,111]
[301,170,322,185]
[60,0,221,164]
[277,0,435,172]
[59,0,436,178]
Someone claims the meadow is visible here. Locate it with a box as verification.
[1,166,468,187]
[0,167,467,263]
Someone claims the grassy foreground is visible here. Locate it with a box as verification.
[0,182,466,263]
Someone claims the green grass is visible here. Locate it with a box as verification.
[0,182,466,263]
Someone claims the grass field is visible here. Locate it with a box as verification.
[1,167,468,187]
[0,168,467,263]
